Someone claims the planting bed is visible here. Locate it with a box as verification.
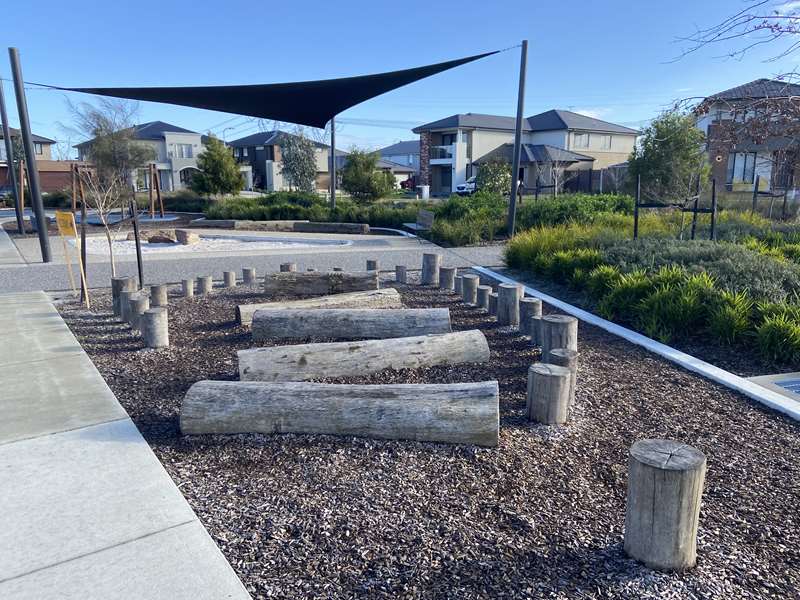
[57,276,799,599]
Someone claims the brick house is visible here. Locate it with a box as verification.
[0,128,77,194]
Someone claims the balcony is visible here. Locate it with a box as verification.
[430,144,454,162]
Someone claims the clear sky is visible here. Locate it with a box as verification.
[2,0,798,157]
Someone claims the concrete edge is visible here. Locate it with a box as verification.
[472,266,800,423]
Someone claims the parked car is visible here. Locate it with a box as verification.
[456,176,476,196]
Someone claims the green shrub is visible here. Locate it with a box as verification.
[635,282,704,343]
[42,190,72,208]
[516,193,633,229]
[586,265,623,299]
[596,270,654,322]
[547,248,603,283]
[756,314,800,363]
[709,290,753,345]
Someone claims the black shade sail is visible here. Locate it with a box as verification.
[54,51,498,129]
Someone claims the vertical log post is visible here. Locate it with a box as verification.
[129,294,150,330]
[439,266,456,292]
[529,316,542,346]
[112,276,136,317]
[454,275,463,296]
[366,259,379,271]
[549,348,579,407]
[541,315,578,362]
[119,289,136,323]
[182,278,195,298]
[223,271,237,288]
[488,292,498,315]
[624,439,707,571]
[197,276,213,295]
[280,262,297,272]
[497,283,521,327]
[143,307,169,348]
[150,284,168,307]
[395,265,407,283]
[476,285,491,311]
[461,274,479,305]
[332,267,343,272]
[519,297,542,336]
[243,267,256,285]
[526,363,571,424]
[421,253,441,285]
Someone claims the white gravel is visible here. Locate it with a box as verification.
[73,235,351,256]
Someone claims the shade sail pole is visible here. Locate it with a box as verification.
[0,78,22,232]
[506,40,528,237]
[330,116,336,209]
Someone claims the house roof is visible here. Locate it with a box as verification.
[376,158,414,172]
[413,109,638,135]
[132,120,198,139]
[227,130,327,149]
[379,139,420,155]
[474,143,595,165]
[0,127,55,144]
[708,78,800,101]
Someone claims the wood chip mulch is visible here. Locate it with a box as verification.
[57,276,800,599]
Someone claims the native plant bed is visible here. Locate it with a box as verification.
[2,212,197,239]
[57,279,799,599]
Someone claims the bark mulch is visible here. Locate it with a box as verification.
[57,277,800,599]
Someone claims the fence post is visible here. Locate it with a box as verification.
[690,177,700,241]
[535,175,540,201]
[633,175,640,240]
[782,187,789,220]
[710,179,717,241]
[751,174,760,214]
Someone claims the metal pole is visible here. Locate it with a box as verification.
[9,47,50,262]
[329,116,336,210]
[506,39,528,237]
[79,169,87,303]
[129,196,144,289]
[751,174,760,214]
[710,178,717,241]
[782,187,788,220]
[0,79,22,232]
[690,176,700,240]
[634,174,640,240]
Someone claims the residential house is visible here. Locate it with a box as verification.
[412,110,639,196]
[696,78,800,193]
[378,140,420,175]
[0,128,75,194]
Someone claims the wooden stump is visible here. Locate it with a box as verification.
[180,380,500,447]
[497,283,521,327]
[237,288,403,326]
[519,297,542,336]
[333,267,343,272]
[150,284,168,308]
[182,278,194,298]
[263,271,379,296]
[366,259,379,271]
[223,271,237,288]
[112,277,135,317]
[142,307,169,348]
[624,440,707,571]
[242,267,256,285]
[488,292,498,315]
[421,253,441,285]
[541,314,578,362]
[239,330,491,382]
[395,265,407,283]
[129,294,150,331]
[252,308,451,341]
[529,316,542,346]
[476,285,491,311]
[119,289,137,323]
[439,267,456,292]
[280,262,297,272]
[526,363,571,424]
[549,348,579,407]
[307,268,316,272]
[461,274,479,305]
[454,275,463,296]
[197,276,213,295]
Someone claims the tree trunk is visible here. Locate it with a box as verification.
[541,314,578,362]
[548,348,578,408]
[263,270,379,296]
[240,329,490,382]
[519,297,542,337]
[252,308,451,341]
[497,283,521,327]
[477,285,491,311]
[461,274,479,305]
[526,363,571,424]
[180,380,499,446]
[237,288,402,326]
[150,284,168,307]
[421,253,441,285]
[439,267,456,291]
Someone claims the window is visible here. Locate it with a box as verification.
[408,154,414,165]
[441,133,457,146]
[598,134,612,150]
[33,142,43,155]
[573,133,589,148]
[726,152,757,184]
[175,143,193,159]
[242,147,248,157]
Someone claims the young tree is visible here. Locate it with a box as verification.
[476,157,512,195]
[280,132,317,192]
[190,135,243,197]
[339,149,394,203]
[627,112,709,204]
[69,98,154,275]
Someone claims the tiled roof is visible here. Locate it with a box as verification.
[0,126,55,144]
[709,78,800,101]
[413,110,638,134]
[379,140,420,155]
[474,143,595,164]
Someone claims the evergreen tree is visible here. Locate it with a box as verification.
[191,135,244,197]
[280,133,317,192]
[340,149,394,203]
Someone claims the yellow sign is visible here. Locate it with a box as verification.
[55,211,77,237]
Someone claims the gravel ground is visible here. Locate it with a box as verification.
[57,276,800,599]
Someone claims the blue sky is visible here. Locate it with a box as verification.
[3,0,798,156]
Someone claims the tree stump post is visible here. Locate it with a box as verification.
[454,275,463,296]
[332,267,343,272]
[439,266,457,292]
[529,316,542,345]
[197,276,213,295]
[280,262,297,272]
[223,271,237,288]
[119,289,136,323]
[150,284,168,307]
[182,278,195,298]
[497,283,521,327]
[526,363,571,424]
[395,265,407,283]
[129,294,150,331]
[421,253,441,285]
[624,439,707,571]
[366,259,379,271]
[476,285,491,311]
[549,348,579,407]
[112,276,136,317]
[541,314,578,362]
[519,297,542,336]
[488,292,498,315]
[461,274,479,305]
[242,267,256,285]
[143,307,169,348]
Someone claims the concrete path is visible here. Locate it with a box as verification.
[0,291,250,599]
[0,226,24,265]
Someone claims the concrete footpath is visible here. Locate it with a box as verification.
[0,291,250,599]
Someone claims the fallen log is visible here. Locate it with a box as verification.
[263,270,379,296]
[237,288,403,325]
[239,329,490,381]
[252,308,451,341]
[180,380,500,446]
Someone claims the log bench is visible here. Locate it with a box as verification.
[263,270,379,296]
